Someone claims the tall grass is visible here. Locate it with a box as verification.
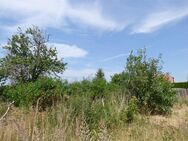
[0,92,129,141]
[0,95,188,141]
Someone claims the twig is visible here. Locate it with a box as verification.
[0,101,14,121]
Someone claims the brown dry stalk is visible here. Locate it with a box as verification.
[0,101,14,121]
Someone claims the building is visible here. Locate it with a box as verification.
[163,73,175,83]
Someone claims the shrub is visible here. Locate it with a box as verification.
[91,78,107,99]
[120,96,138,123]
[125,97,138,123]
[147,76,177,114]
[3,77,64,110]
[122,49,177,114]
[65,79,93,96]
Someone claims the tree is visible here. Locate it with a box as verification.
[123,49,176,114]
[95,68,105,80]
[92,69,107,99]
[0,26,67,83]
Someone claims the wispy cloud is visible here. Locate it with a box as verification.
[101,53,129,62]
[0,0,122,32]
[1,0,188,34]
[0,41,88,59]
[132,7,188,33]
[50,43,88,59]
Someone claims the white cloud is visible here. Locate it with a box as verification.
[0,41,88,59]
[63,68,96,81]
[63,68,121,82]
[50,43,88,59]
[1,0,188,34]
[132,8,188,33]
[0,0,122,32]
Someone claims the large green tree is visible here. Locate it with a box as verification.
[0,26,67,83]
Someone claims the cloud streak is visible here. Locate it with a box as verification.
[101,53,129,62]
[132,7,188,33]
[51,43,88,59]
[0,0,122,32]
[1,0,188,34]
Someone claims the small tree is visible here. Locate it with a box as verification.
[0,26,67,83]
[92,69,107,99]
[123,49,176,114]
[95,68,105,79]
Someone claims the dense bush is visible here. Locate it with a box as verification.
[3,77,64,109]
[147,76,177,114]
[120,49,176,114]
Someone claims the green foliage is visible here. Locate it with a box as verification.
[111,73,123,86]
[92,69,107,99]
[84,101,104,130]
[0,26,67,83]
[110,72,128,93]
[95,68,105,79]
[125,97,138,123]
[122,48,176,114]
[147,76,177,114]
[173,82,188,88]
[65,80,93,96]
[3,77,64,109]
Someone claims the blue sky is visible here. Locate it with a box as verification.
[0,0,188,82]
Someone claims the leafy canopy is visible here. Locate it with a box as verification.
[0,26,67,83]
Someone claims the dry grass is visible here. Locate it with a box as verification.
[114,104,188,141]
[0,103,188,141]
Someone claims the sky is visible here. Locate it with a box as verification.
[0,0,188,82]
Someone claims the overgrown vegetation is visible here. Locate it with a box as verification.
[2,77,65,109]
[0,26,179,141]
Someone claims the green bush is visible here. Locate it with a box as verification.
[125,97,138,123]
[147,77,177,114]
[65,80,93,96]
[119,96,138,123]
[120,49,177,114]
[3,77,64,110]
[91,78,107,99]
